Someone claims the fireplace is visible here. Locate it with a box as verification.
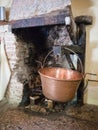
[9,25,77,106]
[0,0,93,110]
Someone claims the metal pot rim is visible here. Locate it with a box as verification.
[38,67,83,81]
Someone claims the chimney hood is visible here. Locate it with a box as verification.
[9,0,72,29]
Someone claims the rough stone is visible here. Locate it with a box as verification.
[10,0,71,20]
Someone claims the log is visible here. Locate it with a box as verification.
[75,15,93,25]
[10,8,71,29]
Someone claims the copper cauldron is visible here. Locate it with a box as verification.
[38,47,97,102]
[38,47,84,102]
[38,67,83,102]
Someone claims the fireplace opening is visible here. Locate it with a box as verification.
[8,22,84,114]
[12,26,51,106]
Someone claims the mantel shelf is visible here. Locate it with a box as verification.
[9,9,70,29]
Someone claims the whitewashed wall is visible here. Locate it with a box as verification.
[72,0,98,105]
[0,0,12,7]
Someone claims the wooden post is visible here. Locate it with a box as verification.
[75,15,93,105]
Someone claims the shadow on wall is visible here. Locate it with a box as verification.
[72,0,94,15]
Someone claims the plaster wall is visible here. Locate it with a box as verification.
[72,0,98,105]
[0,0,12,7]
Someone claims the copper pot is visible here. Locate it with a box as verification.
[38,67,83,102]
[38,47,97,102]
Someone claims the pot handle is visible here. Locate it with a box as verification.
[63,47,83,73]
[43,47,83,73]
[42,50,53,68]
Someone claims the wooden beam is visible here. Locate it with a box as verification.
[0,21,8,26]
[10,9,70,29]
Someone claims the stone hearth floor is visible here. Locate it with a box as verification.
[0,100,98,130]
